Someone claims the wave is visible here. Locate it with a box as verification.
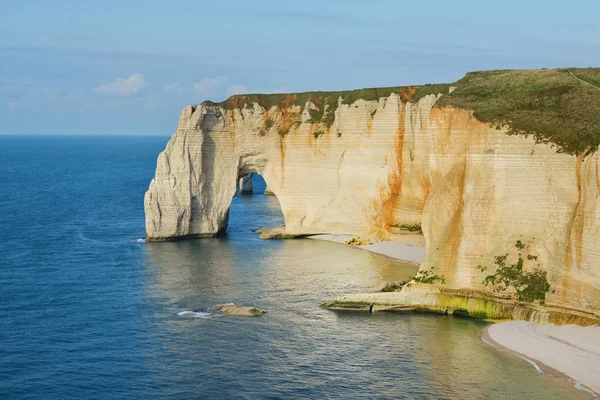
[514,354,544,374]
[136,238,146,243]
[482,335,544,374]
[177,310,218,319]
[573,382,598,398]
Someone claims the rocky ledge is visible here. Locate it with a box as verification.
[321,284,600,326]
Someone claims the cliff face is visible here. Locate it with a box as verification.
[145,71,600,317]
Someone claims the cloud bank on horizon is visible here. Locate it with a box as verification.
[1,0,599,135]
[94,73,148,97]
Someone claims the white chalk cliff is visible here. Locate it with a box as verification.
[145,78,600,320]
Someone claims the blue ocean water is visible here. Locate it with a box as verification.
[0,135,592,399]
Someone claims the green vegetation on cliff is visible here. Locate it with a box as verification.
[477,241,551,304]
[388,223,423,234]
[412,268,446,285]
[437,68,600,155]
[203,85,449,111]
[202,67,600,155]
[202,85,451,128]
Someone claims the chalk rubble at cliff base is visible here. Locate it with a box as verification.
[486,321,600,396]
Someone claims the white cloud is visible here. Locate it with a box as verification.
[94,73,147,97]
[162,81,182,94]
[193,76,226,94]
[225,85,248,97]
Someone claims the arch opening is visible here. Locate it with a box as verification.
[226,169,284,236]
[237,172,276,196]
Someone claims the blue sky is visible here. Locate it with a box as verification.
[1,0,599,135]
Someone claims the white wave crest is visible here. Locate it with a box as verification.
[136,238,146,243]
[515,354,544,374]
[177,310,216,319]
[573,382,598,398]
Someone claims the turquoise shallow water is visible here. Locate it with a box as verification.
[0,135,592,399]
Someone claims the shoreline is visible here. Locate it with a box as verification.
[307,234,426,265]
[484,321,600,397]
[310,233,600,397]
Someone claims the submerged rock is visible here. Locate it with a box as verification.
[209,304,266,316]
[255,226,298,240]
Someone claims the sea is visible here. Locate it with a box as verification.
[0,135,592,399]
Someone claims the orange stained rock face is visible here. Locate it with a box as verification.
[398,86,417,101]
[440,162,466,283]
[278,106,294,136]
[595,160,600,198]
[372,103,406,238]
[561,154,587,302]
[564,154,585,275]
[427,107,484,282]
[263,109,270,134]
[230,111,236,149]
[278,134,286,188]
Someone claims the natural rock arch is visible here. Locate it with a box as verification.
[144,94,432,242]
[143,105,286,239]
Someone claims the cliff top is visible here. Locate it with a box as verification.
[201,83,451,110]
[439,68,600,156]
[201,67,600,155]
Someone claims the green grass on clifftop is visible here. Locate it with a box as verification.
[202,85,451,127]
[201,67,600,155]
[438,68,600,155]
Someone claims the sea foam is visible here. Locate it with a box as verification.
[177,310,216,319]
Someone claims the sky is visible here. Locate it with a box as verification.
[1,0,599,135]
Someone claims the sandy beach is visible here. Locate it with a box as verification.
[485,321,600,396]
[307,234,426,265]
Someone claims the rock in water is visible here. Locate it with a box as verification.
[239,173,253,194]
[255,226,296,240]
[210,304,266,316]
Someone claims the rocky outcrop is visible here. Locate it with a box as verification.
[145,70,600,319]
[209,304,266,316]
[239,173,253,194]
[321,284,600,325]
